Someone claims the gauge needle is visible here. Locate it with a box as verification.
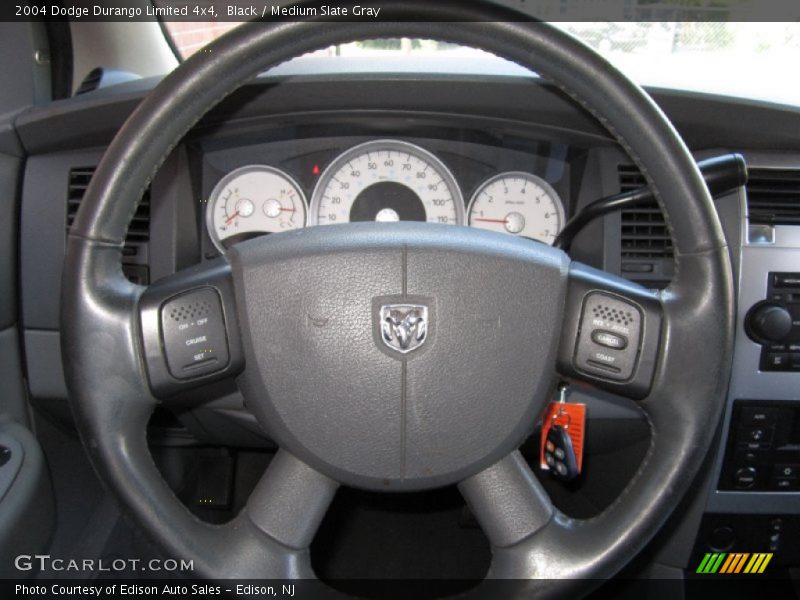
[225,211,240,225]
[280,207,296,212]
[473,217,508,224]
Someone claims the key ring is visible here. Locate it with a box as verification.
[552,409,571,430]
[553,382,571,429]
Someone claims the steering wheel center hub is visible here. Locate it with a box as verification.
[229,222,569,490]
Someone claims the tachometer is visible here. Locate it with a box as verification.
[309,140,464,226]
[467,172,564,244]
[206,165,307,252]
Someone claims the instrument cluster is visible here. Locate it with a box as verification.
[206,139,567,253]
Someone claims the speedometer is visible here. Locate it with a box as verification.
[309,140,464,226]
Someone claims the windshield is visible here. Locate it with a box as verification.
[163,22,800,106]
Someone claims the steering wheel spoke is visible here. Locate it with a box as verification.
[245,450,339,550]
[556,262,664,400]
[138,259,245,400]
[459,451,554,549]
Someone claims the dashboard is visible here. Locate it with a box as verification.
[11,72,800,576]
[203,136,569,253]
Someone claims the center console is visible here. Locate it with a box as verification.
[699,155,800,567]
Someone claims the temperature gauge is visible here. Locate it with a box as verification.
[206,165,307,252]
[467,172,565,244]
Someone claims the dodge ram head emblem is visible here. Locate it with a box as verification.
[380,304,428,354]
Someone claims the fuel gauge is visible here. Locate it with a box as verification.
[206,165,307,252]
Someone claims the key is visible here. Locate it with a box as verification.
[544,424,580,481]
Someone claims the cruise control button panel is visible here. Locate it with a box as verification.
[161,288,230,380]
[556,264,662,398]
[139,261,244,397]
[573,292,643,381]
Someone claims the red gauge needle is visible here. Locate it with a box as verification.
[280,207,296,212]
[473,217,508,224]
[225,211,240,225]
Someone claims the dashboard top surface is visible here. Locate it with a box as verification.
[9,74,800,158]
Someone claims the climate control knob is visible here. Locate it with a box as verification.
[746,302,793,344]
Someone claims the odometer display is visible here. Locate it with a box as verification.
[309,140,464,227]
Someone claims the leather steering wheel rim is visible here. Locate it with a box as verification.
[61,1,734,596]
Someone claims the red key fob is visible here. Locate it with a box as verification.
[540,393,586,477]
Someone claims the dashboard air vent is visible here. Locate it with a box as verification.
[746,168,800,225]
[618,166,673,259]
[67,167,151,283]
[75,68,103,95]
[75,67,142,96]
[618,165,672,288]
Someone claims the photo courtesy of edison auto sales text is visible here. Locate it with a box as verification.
[15,584,297,597]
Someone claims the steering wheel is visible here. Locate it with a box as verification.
[61,1,734,595]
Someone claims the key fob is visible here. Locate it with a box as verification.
[544,425,579,481]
